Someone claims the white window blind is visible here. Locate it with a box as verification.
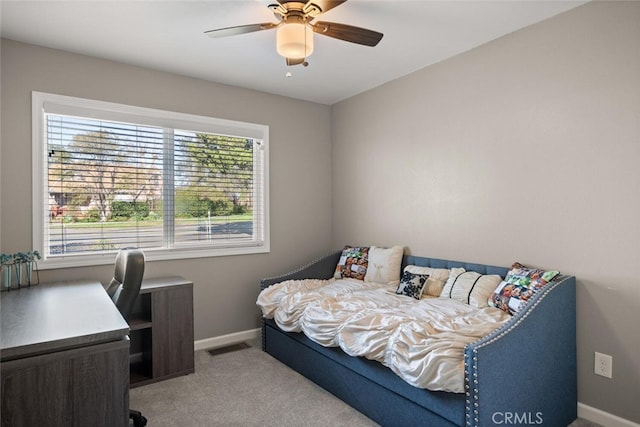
[33,92,269,269]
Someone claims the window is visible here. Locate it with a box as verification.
[32,92,269,269]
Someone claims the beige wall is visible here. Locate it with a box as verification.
[0,39,333,341]
[331,1,639,423]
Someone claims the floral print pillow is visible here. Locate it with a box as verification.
[395,271,430,300]
[334,246,369,281]
[489,262,560,315]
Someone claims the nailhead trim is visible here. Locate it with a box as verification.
[462,276,570,426]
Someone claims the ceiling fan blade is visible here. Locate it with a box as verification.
[286,57,305,66]
[312,21,383,46]
[205,23,277,38]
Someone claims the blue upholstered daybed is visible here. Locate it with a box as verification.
[259,250,577,427]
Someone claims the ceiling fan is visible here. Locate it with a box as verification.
[205,0,383,67]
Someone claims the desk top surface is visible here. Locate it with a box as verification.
[1,280,129,362]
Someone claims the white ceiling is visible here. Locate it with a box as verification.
[1,0,585,105]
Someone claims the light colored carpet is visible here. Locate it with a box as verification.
[130,345,376,426]
[130,344,601,427]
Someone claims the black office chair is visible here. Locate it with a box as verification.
[107,249,148,427]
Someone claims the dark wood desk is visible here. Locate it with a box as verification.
[1,280,130,427]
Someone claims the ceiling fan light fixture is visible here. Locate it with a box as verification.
[276,23,313,59]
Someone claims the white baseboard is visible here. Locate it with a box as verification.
[579,403,640,427]
[194,328,261,352]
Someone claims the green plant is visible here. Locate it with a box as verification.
[0,253,14,266]
[232,203,246,215]
[15,252,29,263]
[1,251,40,287]
[111,201,150,221]
[1,251,40,265]
[86,208,102,222]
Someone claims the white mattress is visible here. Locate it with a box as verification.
[257,278,511,393]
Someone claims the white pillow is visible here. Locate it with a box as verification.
[439,268,502,308]
[364,246,404,285]
[403,265,451,297]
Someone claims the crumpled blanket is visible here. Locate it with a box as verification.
[257,278,510,393]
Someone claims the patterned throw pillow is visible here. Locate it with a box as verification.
[489,262,560,315]
[403,265,451,297]
[334,246,370,281]
[395,270,430,300]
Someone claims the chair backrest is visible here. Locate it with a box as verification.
[106,249,145,321]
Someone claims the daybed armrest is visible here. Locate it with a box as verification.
[260,250,342,290]
[464,275,577,427]
[259,250,342,351]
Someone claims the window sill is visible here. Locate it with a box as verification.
[36,244,270,270]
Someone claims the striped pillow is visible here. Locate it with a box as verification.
[439,269,502,308]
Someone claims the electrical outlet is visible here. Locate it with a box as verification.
[594,352,613,378]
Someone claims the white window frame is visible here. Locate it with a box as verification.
[32,91,269,269]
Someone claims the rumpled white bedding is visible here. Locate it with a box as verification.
[257,278,511,393]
